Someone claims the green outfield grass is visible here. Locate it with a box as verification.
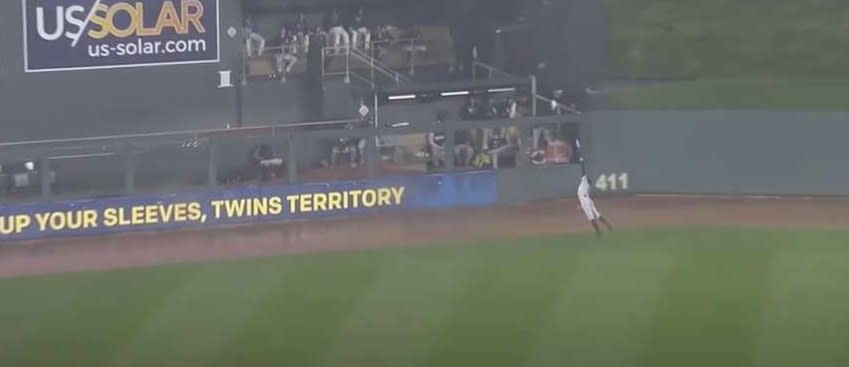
[604,0,849,109]
[2,228,849,367]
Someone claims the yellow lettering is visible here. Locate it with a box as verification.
[328,192,342,210]
[187,202,203,221]
[172,203,187,222]
[145,205,158,224]
[131,206,145,225]
[362,190,377,207]
[15,215,31,233]
[286,195,299,214]
[377,189,392,206]
[313,193,328,211]
[34,212,51,231]
[88,3,110,39]
[107,3,137,38]
[83,210,97,229]
[300,194,313,213]
[1,215,32,234]
[253,198,268,216]
[103,208,118,227]
[211,201,224,218]
[155,1,185,35]
[391,187,405,205]
[349,190,362,208]
[49,212,65,230]
[182,0,205,33]
[225,200,246,218]
[269,197,282,215]
[136,3,157,36]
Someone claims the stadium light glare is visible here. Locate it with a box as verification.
[440,91,470,97]
[388,94,417,101]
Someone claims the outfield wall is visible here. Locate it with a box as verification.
[0,171,497,241]
[586,111,849,196]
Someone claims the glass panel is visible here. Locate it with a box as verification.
[297,132,370,183]
[50,152,126,200]
[216,133,290,187]
[375,131,430,178]
[134,137,210,195]
[529,121,581,167]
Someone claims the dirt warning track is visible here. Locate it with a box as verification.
[1,196,848,279]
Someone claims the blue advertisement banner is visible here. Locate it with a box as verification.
[0,172,497,242]
[22,0,220,72]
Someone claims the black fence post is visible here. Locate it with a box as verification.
[124,146,136,196]
[288,134,298,184]
[39,156,51,202]
[444,123,456,172]
[366,129,378,179]
[207,137,218,189]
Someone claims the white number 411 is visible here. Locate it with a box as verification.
[595,173,629,192]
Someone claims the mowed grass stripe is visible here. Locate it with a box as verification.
[320,253,473,367]
[752,235,849,366]
[425,236,592,366]
[208,253,386,367]
[524,242,678,366]
[107,264,285,367]
[642,230,778,367]
[0,267,194,367]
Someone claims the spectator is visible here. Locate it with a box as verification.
[250,144,275,181]
[402,25,427,74]
[243,21,266,57]
[487,127,518,169]
[349,8,371,50]
[425,119,474,170]
[330,122,360,168]
[325,9,350,51]
[272,25,298,82]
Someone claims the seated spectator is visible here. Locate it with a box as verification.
[460,96,485,120]
[325,9,350,52]
[401,26,427,74]
[348,8,371,50]
[250,144,279,182]
[330,121,362,168]
[486,128,519,169]
[272,26,298,82]
[244,21,266,57]
[425,130,475,170]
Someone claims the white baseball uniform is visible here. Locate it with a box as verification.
[578,175,601,221]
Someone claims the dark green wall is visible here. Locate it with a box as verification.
[587,111,849,195]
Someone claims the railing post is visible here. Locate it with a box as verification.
[287,134,298,184]
[39,156,51,202]
[366,129,377,180]
[344,46,351,84]
[207,137,218,189]
[531,75,538,117]
[444,123,456,172]
[124,146,136,195]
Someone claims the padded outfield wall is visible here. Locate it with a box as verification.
[585,111,849,196]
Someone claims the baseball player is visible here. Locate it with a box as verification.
[575,140,613,237]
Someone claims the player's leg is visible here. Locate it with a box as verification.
[589,201,613,232]
[580,198,602,237]
[599,216,614,232]
[590,219,602,237]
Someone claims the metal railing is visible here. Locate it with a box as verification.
[322,45,410,87]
